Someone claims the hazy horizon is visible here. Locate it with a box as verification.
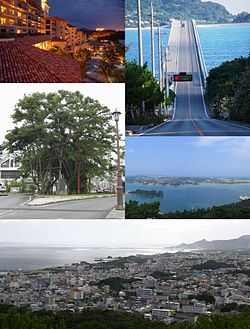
[126,137,250,177]
[0,220,249,248]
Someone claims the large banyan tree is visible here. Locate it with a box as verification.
[4,90,117,194]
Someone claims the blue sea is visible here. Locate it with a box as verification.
[126,182,250,212]
[0,246,168,271]
[126,24,250,76]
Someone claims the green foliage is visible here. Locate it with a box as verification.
[125,200,161,219]
[126,61,165,118]
[98,277,139,293]
[188,292,215,304]
[3,91,115,194]
[126,114,167,126]
[125,199,250,219]
[150,271,172,280]
[0,306,250,329]
[126,0,232,27]
[233,12,250,23]
[205,55,250,123]
[163,199,250,219]
[191,260,234,271]
[4,180,36,193]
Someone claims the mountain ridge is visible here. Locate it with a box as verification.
[126,0,234,28]
[174,235,250,250]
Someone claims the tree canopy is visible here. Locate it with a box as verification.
[4,90,116,194]
[126,61,165,118]
[126,0,232,28]
[205,55,250,123]
[0,306,250,329]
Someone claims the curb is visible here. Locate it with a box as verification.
[28,194,115,206]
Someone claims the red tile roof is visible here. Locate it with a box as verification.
[0,40,82,83]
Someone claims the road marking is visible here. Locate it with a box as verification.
[0,195,33,218]
[186,22,204,136]
[19,195,32,207]
[191,21,209,119]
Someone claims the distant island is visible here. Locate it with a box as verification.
[127,176,250,186]
[126,0,250,28]
[128,189,164,198]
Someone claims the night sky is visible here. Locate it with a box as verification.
[48,0,124,30]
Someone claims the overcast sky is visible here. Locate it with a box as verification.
[0,220,249,247]
[0,84,125,144]
[202,0,250,14]
[126,137,250,177]
[49,0,124,30]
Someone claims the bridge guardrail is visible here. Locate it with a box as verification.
[191,19,208,87]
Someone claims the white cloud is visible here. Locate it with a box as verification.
[192,137,250,158]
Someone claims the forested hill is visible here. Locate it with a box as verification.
[126,0,232,27]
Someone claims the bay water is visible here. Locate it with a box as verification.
[126,24,250,76]
[0,246,169,271]
[126,182,250,212]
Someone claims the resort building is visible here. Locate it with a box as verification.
[33,16,86,52]
[0,0,50,35]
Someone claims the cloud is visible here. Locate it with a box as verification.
[192,137,233,147]
[192,137,250,159]
[49,0,124,29]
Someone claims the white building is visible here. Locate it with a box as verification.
[152,308,174,319]
[0,152,20,180]
[181,305,207,314]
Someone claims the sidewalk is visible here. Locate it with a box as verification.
[28,194,115,206]
[105,206,125,219]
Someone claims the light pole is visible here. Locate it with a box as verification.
[112,109,123,210]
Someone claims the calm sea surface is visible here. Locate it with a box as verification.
[0,246,168,271]
[126,182,250,212]
[126,25,250,76]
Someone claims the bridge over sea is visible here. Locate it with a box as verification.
[141,20,250,136]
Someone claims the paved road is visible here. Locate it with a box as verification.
[0,194,116,219]
[142,21,250,136]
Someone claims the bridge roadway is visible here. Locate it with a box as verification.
[142,20,250,136]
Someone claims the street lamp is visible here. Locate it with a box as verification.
[112,109,123,210]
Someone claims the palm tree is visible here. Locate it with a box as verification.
[93,60,113,83]
[74,49,92,78]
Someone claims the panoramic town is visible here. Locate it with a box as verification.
[0,247,249,326]
[0,0,125,82]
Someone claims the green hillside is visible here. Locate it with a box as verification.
[126,0,232,27]
[0,305,250,329]
[126,199,250,219]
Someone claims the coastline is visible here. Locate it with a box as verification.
[197,22,250,27]
[126,25,170,30]
[126,22,250,30]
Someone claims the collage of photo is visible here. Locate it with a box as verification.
[0,0,250,328]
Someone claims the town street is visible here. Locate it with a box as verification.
[0,194,116,219]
